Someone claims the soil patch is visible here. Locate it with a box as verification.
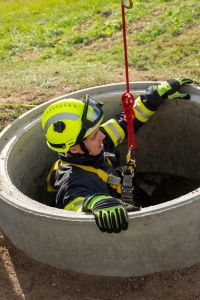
[0,231,200,300]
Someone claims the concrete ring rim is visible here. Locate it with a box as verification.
[0,81,200,221]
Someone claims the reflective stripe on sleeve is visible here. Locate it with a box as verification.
[64,197,85,212]
[134,96,155,123]
[101,119,125,147]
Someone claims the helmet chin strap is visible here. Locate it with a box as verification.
[68,141,89,157]
[79,140,89,155]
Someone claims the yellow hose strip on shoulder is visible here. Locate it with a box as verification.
[101,119,125,147]
[134,96,155,123]
[64,196,85,212]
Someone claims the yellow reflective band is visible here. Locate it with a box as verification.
[134,97,155,123]
[64,197,85,212]
[101,119,125,147]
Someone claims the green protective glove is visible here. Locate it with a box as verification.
[157,77,193,100]
[83,194,128,233]
[168,91,190,100]
[177,77,193,86]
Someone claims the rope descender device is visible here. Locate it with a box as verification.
[120,1,139,209]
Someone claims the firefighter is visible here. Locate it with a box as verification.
[42,78,193,233]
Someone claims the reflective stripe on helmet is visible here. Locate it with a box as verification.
[101,119,125,147]
[43,113,80,134]
[134,96,155,123]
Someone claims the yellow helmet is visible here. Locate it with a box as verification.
[41,95,104,153]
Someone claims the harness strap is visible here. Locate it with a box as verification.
[46,159,61,192]
[64,162,122,194]
[46,159,122,194]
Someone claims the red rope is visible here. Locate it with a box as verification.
[121,3,135,150]
[121,4,130,93]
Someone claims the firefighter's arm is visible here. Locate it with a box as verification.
[65,193,129,233]
[141,77,193,111]
[134,77,193,123]
[100,94,156,146]
[101,77,193,147]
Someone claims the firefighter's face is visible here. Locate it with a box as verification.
[69,127,105,156]
[84,128,105,156]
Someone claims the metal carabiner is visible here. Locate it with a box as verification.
[122,0,133,9]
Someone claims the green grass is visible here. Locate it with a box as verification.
[0,1,170,59]
[0,0,200,130]
[0,0,120,59]
[134,2,200,44]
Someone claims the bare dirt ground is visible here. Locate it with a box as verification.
[0,231,200,300]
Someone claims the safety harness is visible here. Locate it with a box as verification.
[47,159,122,195]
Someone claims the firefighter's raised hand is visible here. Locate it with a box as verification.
[176,77,193,86]
[83,194,128,233]
[157,77,193,100]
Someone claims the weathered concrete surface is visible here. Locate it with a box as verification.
[0,82,200,277]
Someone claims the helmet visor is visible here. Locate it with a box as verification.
[84,95,103,126]
[76,95,104,143]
